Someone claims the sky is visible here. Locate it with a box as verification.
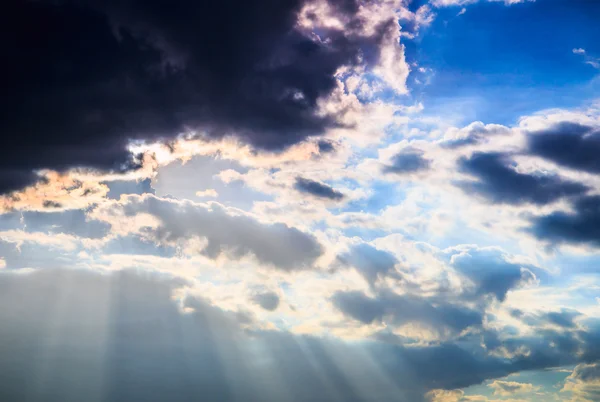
[1,0,600,401]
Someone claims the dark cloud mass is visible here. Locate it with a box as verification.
[530,195,600,246]
[0,0,376,193]
[383,148,430,174]
[528,122,600,174]
[457,152,588,205]
[295,177,345,200]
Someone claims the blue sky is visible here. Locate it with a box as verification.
[1,0,600,401]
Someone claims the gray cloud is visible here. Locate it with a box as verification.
[516,308,582,329]
[456,152,588,205]
[251,291,280,311]
[528,122,600,174]
[383,147,431,175]
[337,243,399,285]
[0,0,394,194]
[448,247,538,301]
[95,195,323,270]
[294,177,345,200]
[332,289,483,336]
[529,195,600,247]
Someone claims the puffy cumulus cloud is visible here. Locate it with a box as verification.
[562,363,600,401]
[337,243,399,286]
[294,177,345,200]
[489,380,539,396]
[447,246,539,302]
[91,194,324,270]
[456,152,589,205]
[372,19,410,94]
[440,122,512,149]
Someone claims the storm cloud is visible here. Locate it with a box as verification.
[0,0,387,193]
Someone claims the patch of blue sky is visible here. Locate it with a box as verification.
[550,251,600,277]
[336,181,407,215]
[403,0,600,126]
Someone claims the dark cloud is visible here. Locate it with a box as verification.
[457,152,588,205]
[528,122,600,174]
[96,194,323,270]
[0,0,387,193]
[317,140,336,153]
[383,147,430,174]
[251,291,280,311]
[0,170,41,194]
[529,195,600,246]
[294,177,345,200]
